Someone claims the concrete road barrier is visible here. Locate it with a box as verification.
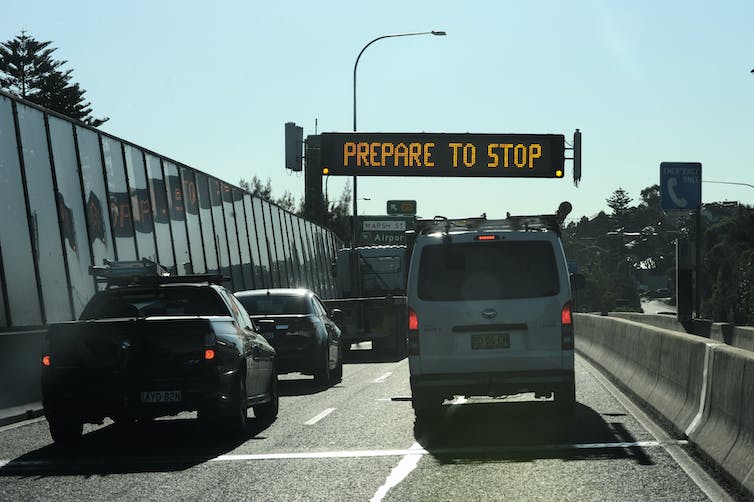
[648,330,707,433]
[575,314,754,498]
[688,344,754,497]
[710,323,754,352]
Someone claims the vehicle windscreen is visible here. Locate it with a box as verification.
[236,295,310,315]
[79,287,230,319]
[417,240,559,301]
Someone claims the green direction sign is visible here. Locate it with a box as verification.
[386,200,417,215]
[358,215,415,246]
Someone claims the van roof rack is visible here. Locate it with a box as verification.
[415,202,572,237]
[90,259,225,288]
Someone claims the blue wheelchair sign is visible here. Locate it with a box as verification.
[660,162,701,210]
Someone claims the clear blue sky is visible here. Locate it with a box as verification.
[4,0,754,222]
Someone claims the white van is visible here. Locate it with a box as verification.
[406,205,584,418]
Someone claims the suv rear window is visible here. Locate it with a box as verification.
[80,287,229,319]
[417,240,559,301]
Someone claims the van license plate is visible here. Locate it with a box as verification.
[141,390,182,404]
[471,333,510,350]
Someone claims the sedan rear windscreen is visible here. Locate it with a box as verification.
[237,295,310,315]
[417,240,559,301]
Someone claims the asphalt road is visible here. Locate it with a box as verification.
[0,347,744,502]
[641,298,677,315]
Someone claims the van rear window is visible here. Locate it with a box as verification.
[417,241,559,301]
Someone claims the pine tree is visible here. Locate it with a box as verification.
[606,187,633,216]
[0,31,108,126]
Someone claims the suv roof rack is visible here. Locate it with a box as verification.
[415,201,572,237]
[90,259,225,288]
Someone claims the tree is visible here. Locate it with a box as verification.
[0,31,107,126]
[606,187,633,223]
[239,175,273,201]
[702,206,754,324]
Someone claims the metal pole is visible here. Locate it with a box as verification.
[351,30,446,248]
[350,30,445,297]
[694,207,702,318]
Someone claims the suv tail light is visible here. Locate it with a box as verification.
[561,301,574,350]
[204,332,218,363]
[408,307,420,356]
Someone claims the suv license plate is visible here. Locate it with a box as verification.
[141,390,182,404]
[471,333,510,350]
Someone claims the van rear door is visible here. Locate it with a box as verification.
[411,235,567,375]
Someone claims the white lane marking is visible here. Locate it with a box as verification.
[208,440,692,460]
[372,372,392,384]
[0,440,690,469]
[304,408,335,425]
[579,357,736,502]
[370,442,424,502]
[451,396,467,405]
[214,448,426,461]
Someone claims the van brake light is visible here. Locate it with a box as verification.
[561,302,573,325]
[408,308,418,331]
[408,307,420,356]
[561,301,574,350]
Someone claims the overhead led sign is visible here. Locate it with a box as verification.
[320,133,565,178]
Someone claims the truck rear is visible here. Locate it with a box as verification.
[324,246,408,356]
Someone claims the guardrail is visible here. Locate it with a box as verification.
[576,313,754,499]
[603,312,754,352]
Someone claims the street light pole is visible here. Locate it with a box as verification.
[703,180,754,190]
[351,30,446,248]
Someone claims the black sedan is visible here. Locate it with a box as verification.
[235,288,343,388]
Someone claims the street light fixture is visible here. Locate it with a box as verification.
[350,30,446,247]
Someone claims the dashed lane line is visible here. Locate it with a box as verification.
[372,372,392,383]
[304,407,336,425]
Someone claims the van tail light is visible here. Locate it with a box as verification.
[561,301,574,350]
[42,355,51,367]
[408,307,420,356]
